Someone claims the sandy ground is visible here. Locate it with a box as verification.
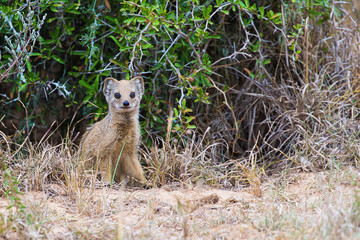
[1,169,360,239]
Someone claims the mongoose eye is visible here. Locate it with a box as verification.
[130,92,135,98]
[114,93,121,99]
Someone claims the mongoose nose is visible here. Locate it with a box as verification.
[123,100,130,106]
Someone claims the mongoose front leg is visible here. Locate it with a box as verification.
[123,154,146,184]
[99,157,112,184]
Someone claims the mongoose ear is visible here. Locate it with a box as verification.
[130,77,144,96]
[103,77,117,101]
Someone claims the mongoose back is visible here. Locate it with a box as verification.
[80,76,146,185]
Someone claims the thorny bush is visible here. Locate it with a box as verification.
[1,0,360,180]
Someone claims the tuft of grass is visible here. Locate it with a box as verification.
[140,129,260,188]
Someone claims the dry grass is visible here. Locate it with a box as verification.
[1,163,360,239]
[1,116,360,239]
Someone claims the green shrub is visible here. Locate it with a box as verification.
[1,0,353,169]
[0,0,281,137]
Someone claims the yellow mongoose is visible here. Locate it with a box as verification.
[80,77,146,185]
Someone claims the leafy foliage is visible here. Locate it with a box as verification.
[0,0,281,138]
[1,0,354,168]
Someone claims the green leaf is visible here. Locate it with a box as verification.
[67,10,80,14]
[120,46,133,51]
[89,60,99,71]
[245,0,250,8]
[124,17,135,25]
[174,107,179,117]
[79,80,94,91]
[50,6,58,12]
[83,95,92,103]
[100,71,111,76]
[142,43,153,49]
[110,58,123,67]
[181,99,186,107]
[263,59,271,65]
[151,63,163,71]
[203,5,213,19]
[216,0,224,6]
[69,71,81,77]
[204,35,221,39]
[259,6,264,17]
[53,55,64,64]
[30,52,42,57]
[93,75,100,92]
[71,50,86,56]
[26,59,32,72]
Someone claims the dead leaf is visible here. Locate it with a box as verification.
[105,0,111,10]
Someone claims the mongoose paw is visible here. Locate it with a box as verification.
[143,182,153,189]
[131,178,152,188]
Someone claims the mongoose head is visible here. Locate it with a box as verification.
[103,77,144,114]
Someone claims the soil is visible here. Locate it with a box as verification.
[1,170,360,239]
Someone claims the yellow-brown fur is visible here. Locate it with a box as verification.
[80,77,146,185]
